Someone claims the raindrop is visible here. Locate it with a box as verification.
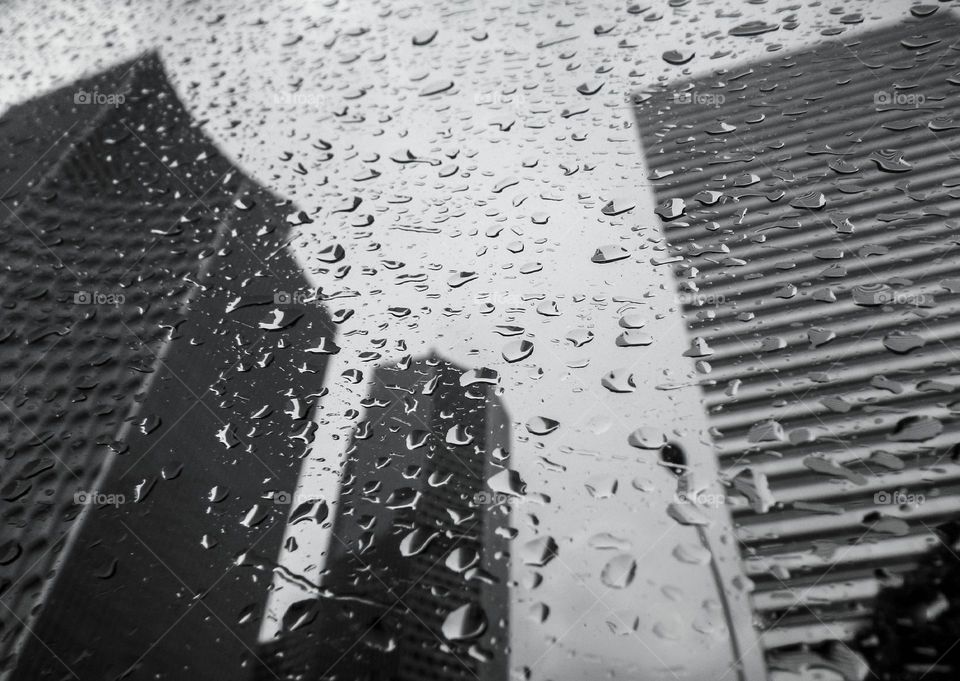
[911,4,938,17]
[565,328,594,347]
[441,604,487,641]
[419,79,454,96]
[662,49,694,65]
[627,427,666,449]
[883,331,925,354]
[729,20,779,36]
[615,330,653,347]
[870,149,912,173]
[448,271,478,288]
[601,554,637,589]
[655,198,686,220]
[889,416,943,442]
[601,198,636,216]
[526,416,559,435]
[502,340,534,363]
[576,80,604,96]
[591,245,630,263]
[601,368,636,393]
[412,29,437,46]
[521,536,559,566]
[672,543,711,565]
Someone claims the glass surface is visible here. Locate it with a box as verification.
[1,2,957,681]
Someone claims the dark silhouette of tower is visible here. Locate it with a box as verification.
[634,13,960,679]
[256,355,512,681]
[0,55,336,679]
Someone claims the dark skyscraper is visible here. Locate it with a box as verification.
[257,355,511,681]
[0,55,335,679]
[634,14,960,678]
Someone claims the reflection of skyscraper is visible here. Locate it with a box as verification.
[634,14,960,677]
[257,356,511,681]
[1,55,335,679]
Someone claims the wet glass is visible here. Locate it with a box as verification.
[0,2,958,681]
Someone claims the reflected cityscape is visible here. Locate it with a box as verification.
[257,356,511,681]
[2,55,336,679]
[2,2,960,681]
[635,16,960,680]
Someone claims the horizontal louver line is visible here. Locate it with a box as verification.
[734,464,960,508]
[736,479,960,529]
[715,422,959,466]
[759,619,870,648]
[664,206,953,251]
[718,404,960,458]
[690,278,960,340]
[640,52,957,127]
[690,290,958,353]
[743,531,938,572]
[650,113,960,172]
[716,444,956,489]
[697,322,960,379]
[663,207,955,259]
[681,219,959,281]
[736,494,960,546]
[752,576,895,612]
[711,393,956,441]
[662,194,960,256]
[707,365,959,419]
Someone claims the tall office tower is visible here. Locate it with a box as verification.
[257,356,511,681]
[635,15,960,680]
[0,55,335,679]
